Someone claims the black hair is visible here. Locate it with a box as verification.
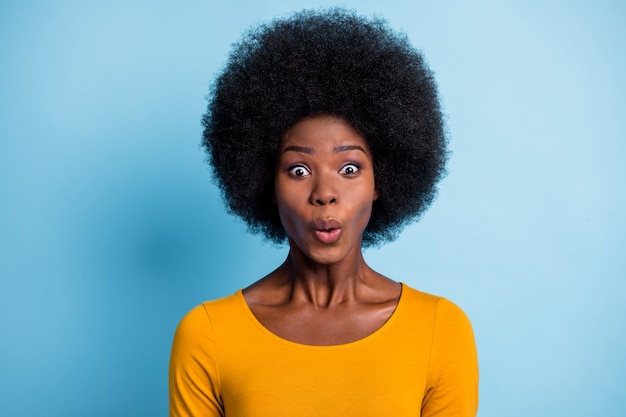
[202,8,448,246]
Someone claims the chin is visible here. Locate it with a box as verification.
[308,253,343,266]
[303,242,359,266]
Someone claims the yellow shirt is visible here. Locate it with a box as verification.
[169,283,478,416]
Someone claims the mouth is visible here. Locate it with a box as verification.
[312,219,342,244]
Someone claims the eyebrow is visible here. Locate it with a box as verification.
[281,145,366,155]
[282,145,314,155]
[333,145,366,154]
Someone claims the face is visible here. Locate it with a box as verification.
[274,115,378,265]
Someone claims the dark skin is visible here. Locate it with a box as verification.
[243,116,401,346]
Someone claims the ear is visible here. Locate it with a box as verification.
[373,187,379,201]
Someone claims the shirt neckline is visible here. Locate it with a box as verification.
[236,282,406,350]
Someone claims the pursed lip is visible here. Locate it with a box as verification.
[312,218,342,231]
[311,218,343,244]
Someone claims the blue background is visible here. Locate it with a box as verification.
[1,1,624,416]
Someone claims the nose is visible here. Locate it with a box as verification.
[309,173,338,206]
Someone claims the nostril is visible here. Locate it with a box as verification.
[314,198,336,205]
[311,194,337,205]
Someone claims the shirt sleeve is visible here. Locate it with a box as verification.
[421,298,479,417]
[169,304,224,417]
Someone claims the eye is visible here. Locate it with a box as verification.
[339,163,360,176]
[288,165,311,177]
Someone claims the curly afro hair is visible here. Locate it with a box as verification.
[202,8,448,246]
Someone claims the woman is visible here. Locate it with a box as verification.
[170,8,478,416]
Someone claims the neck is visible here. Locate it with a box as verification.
[279,247,375,308]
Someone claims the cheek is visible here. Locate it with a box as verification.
[275,194,305,232]
[358,199,375,224]
[351,184,377,210]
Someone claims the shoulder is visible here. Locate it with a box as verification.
[201,291,243,315]
[398,284,475,346]
[401,284,472,321]
[174,292,243,339]
[170,291,247,380]
[170,297,236,415]
[401,284,477,371]
[401,286,478,415]
[399,284,441,307]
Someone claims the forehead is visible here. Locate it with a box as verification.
[281,115,369,150]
